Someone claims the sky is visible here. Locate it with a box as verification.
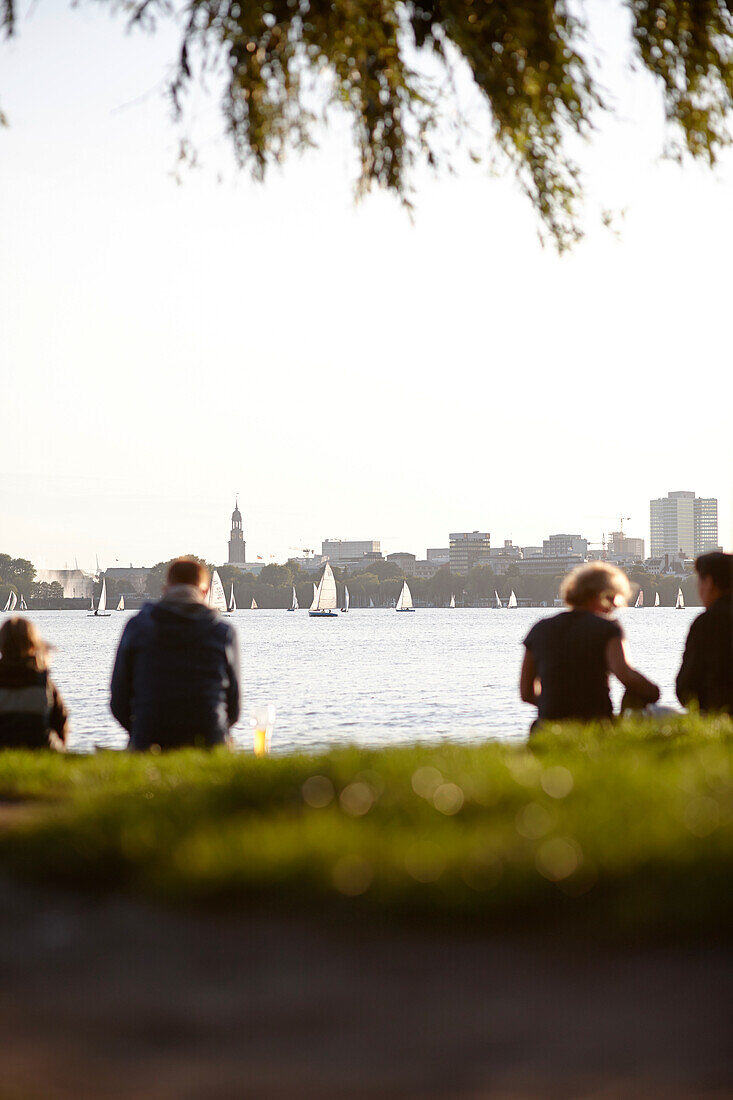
[1,0,731,572]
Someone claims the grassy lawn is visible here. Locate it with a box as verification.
[0,713,730,939]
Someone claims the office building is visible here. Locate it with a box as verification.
[322,539,381,566]
[449,531,491,573]
[607,531,645,561]
[543,533,588,558]
[426,548,450,564]
[650,491,719,557]
[694,497,719,553]
[386,553,416,576]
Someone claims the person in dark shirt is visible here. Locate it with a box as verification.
[520,561,659,730]
[110,557,241,751]
[676,551,733,714]
[0,617,68,750]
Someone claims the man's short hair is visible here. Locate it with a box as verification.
[695,551,733,593]
[166,558,210,589]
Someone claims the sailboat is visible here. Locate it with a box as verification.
[654,591,661,607]
[251,597,258,610]
[449,594,456,609]
[675,587,685,610]
[19,594,27,611]
[341,585,350,613]
[2,591,17,613]
[116,596,125,611]
[634,589,644,609]
[395,580,415,612]
[228,584,237,612]
[89,596,94,612]
[494,590,502,609]
[288,586,299,612]
[309,563,338,617]
[90,578,111,617]
[507,590,518,609]
[369,597,375,609]
[207,569,228,613]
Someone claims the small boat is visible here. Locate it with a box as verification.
[369,597,375,609]
[19,594,27,611]
[3,591,17,613]
[494,590,502,609]
[507,590,518,609]
[395,580,415,612]
[90,578,111,617]
[207,570,228,613]
[89,596,94,611]
[228,585,237,613]
[449,594,456,609]
[309,563,338,617]
[341,585,350,613]
[634,589,644,609]
[116,596,125,611]
[675,587,685,610]
[288,586,299,611]
[654,591,660,607]
[250,597,258,610]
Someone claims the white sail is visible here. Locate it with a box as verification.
[315,564,338,610]
[449,594,455,609]
[207,570,228,613]
[116,596,125,611]
[228,584,237,612]
[310,579,321,612]
[675,587,685,610]
[654,591,660,607]
[343,585,350,611]
[251,597,258,610]
[494,590,502,609]
[96,578,107,614]
[634,589,643,609]
[507,590,518,609]
[369,597,375,608]
[19,594,27,611]
[396,581,413,611]
[7,591,17,612]
[291,586,299,611]
[90,596,94,611]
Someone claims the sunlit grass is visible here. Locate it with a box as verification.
[0,713,730,939]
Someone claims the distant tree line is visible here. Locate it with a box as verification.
[0,554,64,607]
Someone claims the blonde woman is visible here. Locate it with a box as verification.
[520,562,659,728]
[0,618,67,749]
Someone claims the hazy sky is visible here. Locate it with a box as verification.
[1,0,731,571]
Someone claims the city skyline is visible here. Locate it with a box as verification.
[15,489,725,577]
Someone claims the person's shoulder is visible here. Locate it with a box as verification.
[524,612,560,647]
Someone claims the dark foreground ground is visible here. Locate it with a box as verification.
[0,883,729,1100]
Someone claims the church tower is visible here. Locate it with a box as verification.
[228,499,247,565]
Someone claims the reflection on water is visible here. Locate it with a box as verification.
[22,607,699,753]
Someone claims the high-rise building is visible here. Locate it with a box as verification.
[227,499,247,564]
[694,497,719,553]
[650,491,718,557]
[449,531,491,573]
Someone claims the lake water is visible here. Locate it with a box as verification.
[20,607,700,754]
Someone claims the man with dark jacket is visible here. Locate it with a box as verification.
[110,558,241,750]
[676,552,733,715]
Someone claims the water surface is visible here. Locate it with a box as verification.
[23,607,698,753]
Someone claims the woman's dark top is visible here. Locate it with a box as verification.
[0,658,68,748]
[524,610,624,723]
